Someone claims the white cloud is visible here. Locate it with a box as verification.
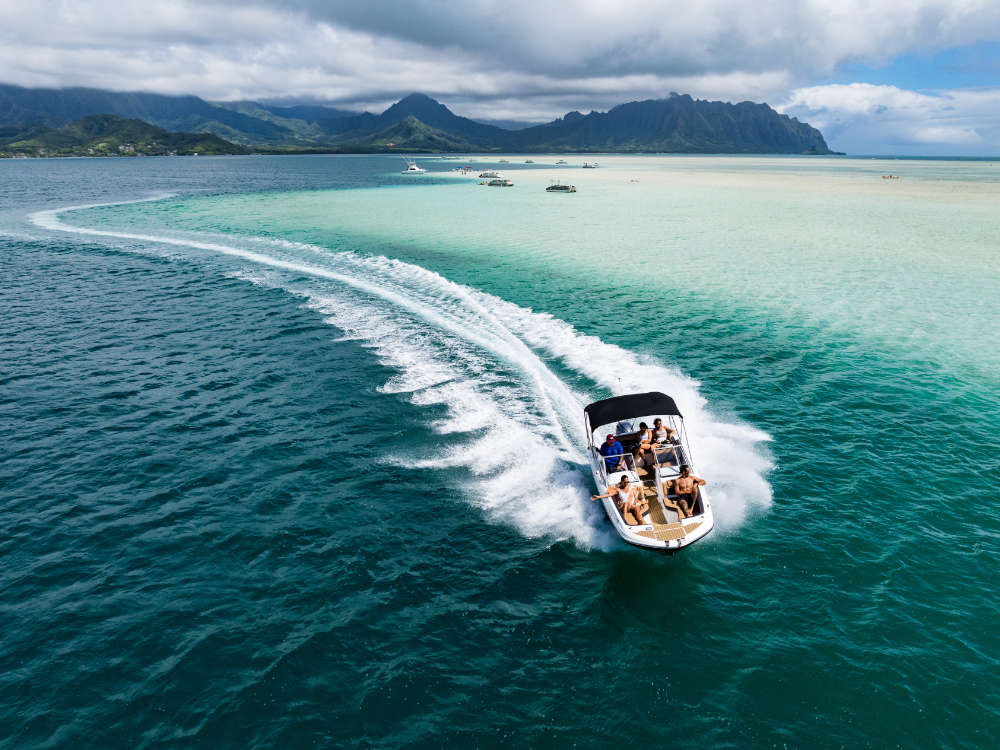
[910,125,982,144]
[1,0,999,152]
[779,83,1000,154]
[282,0,1000,79]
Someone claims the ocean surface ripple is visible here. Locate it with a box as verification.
[2,155,998,749]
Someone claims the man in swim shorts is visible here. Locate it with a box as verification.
[671,464,706,518]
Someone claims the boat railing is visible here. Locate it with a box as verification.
[651,440,683,465]
[594,448,636,484]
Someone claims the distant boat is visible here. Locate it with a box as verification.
[478,170,500,178]
[582,162,598,168]
[401,158,426,174]
[487,178,514,187]
[525,159,535,164]
[546,182,576,193]
[555,159,568,165]
[498,159,510,163]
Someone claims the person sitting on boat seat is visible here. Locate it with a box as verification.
[651,418,676,445]
[668,464,706,518]
[650,417,678,465]
[633,422,655,467]
[599,433,626,472]
[591,475,649,526]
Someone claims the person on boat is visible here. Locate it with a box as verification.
[668,465,706,518]
[591,475,649,525]
[651,418,675,444]
[633,422,655,467]
[599,433,626,472]
[649,417,678,466]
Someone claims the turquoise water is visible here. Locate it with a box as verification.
[2,155,998,748]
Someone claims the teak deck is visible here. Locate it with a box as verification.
[618,475,702,543]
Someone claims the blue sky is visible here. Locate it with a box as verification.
[826,42,1000,91]
[1,0,999,155]
[783,41,1000,155]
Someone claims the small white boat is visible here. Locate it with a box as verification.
[487,178,514,187]
[401,159,426,174]
[478,170,500,178]
[585,392,714,553]
[582,162,598,168]
[546,182,576,192]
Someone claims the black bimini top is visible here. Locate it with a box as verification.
[584,391,682,428]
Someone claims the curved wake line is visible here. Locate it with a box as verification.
[31,196,773,545]
[31,199,582,458]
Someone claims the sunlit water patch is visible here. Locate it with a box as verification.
[92,158,1000,383]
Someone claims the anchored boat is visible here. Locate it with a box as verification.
[546,182,576,192]
[401,159,426,174]
[585,392,714,553]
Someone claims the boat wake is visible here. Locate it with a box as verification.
[31,197,773,550]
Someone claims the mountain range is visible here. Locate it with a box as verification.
[0,84,835,155]
[0,114,249,157]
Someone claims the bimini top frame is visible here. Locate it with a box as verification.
[584,391,682,430]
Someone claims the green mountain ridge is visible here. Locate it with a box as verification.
[0,84,837,154]
[0,114,249,157]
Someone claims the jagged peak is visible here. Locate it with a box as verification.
[382,93,452,117]
[395,92,438,104]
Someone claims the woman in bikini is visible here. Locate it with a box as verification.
[591,475,649,525]
[633,422,655,468]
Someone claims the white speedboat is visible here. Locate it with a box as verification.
[585,392,714,553]
[478,170,500,178]
[401,159,426,174]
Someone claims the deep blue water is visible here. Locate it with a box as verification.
[2,155,998,749]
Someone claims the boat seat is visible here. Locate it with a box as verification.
[620,507,652,527]
[664,484,703,517]
[652,444,681,466]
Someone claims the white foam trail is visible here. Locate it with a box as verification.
[32,201,583,458]
[32,198,772,544]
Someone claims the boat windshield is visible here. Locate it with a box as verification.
[591,413,689,478]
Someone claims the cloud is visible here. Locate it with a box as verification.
[779,83,1000,154]
[1,0,999,151]
[278,0,1000,79]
